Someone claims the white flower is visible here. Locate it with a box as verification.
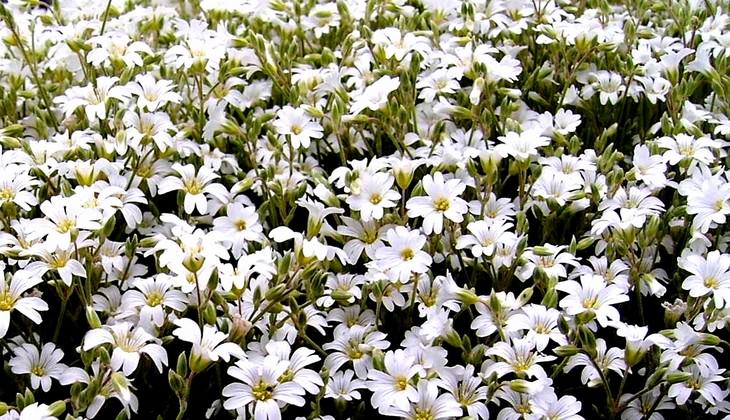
[374,226,433,283]
[552,109,582,135]
[123,111,174,151]
[592,71,625,105]
[213,203,265,258]
[383,380,463,419]
[0,269,48,338]
[679,250,730,308]
[350,75,400,115]
[9,343,68,392]
[505,304,567,351]
[129,73,182,111]
[222,357,306,419]
[15,403,57,420]
[367,349,420,412]
[495,129,551,162]
[556,275,629,327]
[323,325,390,379]
[158,163,229,215]
[346,172,400,222]
[34,196,102,250]
[172,318,244,370]
[337,216,389,263]
[0,167,39,211]
[253,340,323,395]
[406,172,468,234]
[122,276,188,328]
[325,370,366,401]
[632,144,668,189]
[82,322,168,375]
[564,338,626,387]
[484,338,555,379]
[439,365,488,420]
[54,76,130,121]
[668,360,726,406]
[272,106,324,149]
[87,33,152,68]
[529,391,583,420]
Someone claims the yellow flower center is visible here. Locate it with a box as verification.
[57,218,75,233]
[185,178,204,195]
[31,366,45,376]
[395,376,408,391]
[346,342,364,360]
[235,219,247,231]
[434,197,450,212]
[0,187,15,200]
[582,297,598,309]
[414,408,435,420]
[49,255,70,269]
[401,248,415,261]
[252,381,274,401]
[704,277,719,289]
[370,193,382,205]
[291,125,303,135]
[146,291,164,307]
[0,292,15,311]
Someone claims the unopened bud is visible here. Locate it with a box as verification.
[48,400,66,417]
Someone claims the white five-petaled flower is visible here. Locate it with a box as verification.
[9,342,68,392]
[83,321,168,375]
[495,129,551,162]
[406,172,468,234]
[222,357,306,420]
[122,276,188,329]
[55,76,130,121]
[213,203,265,258]
[272,105,324,149]
[367,349,421,412]
[374,226,433,283]
[172,318,244,371]
[129,73,182,111]
[347,172,400,222]
[0,269,48,338]
[158,163,229,214]
[679,250,730,309]
[383,380,463,419]
[350,75,400,115]
[556,275,630,327]
[456,219,515,258]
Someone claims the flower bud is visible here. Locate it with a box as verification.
[666,371,691,384]
[553,345,581,357]
[183,254,205,273]
[455,288,480,306]
[189,351,210,373]
[228,315,253,343]
[371,349,385,371]
[48,401,67,417]
[176,352,188,377]
[85,306,102,329]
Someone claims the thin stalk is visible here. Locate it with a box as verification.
[0,9,59,131]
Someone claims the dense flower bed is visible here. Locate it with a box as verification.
[1,0,730,418]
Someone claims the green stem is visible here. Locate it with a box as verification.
[0,8,59,131]
[99,0,114,36]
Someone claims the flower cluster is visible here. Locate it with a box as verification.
[0,0,729,419]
